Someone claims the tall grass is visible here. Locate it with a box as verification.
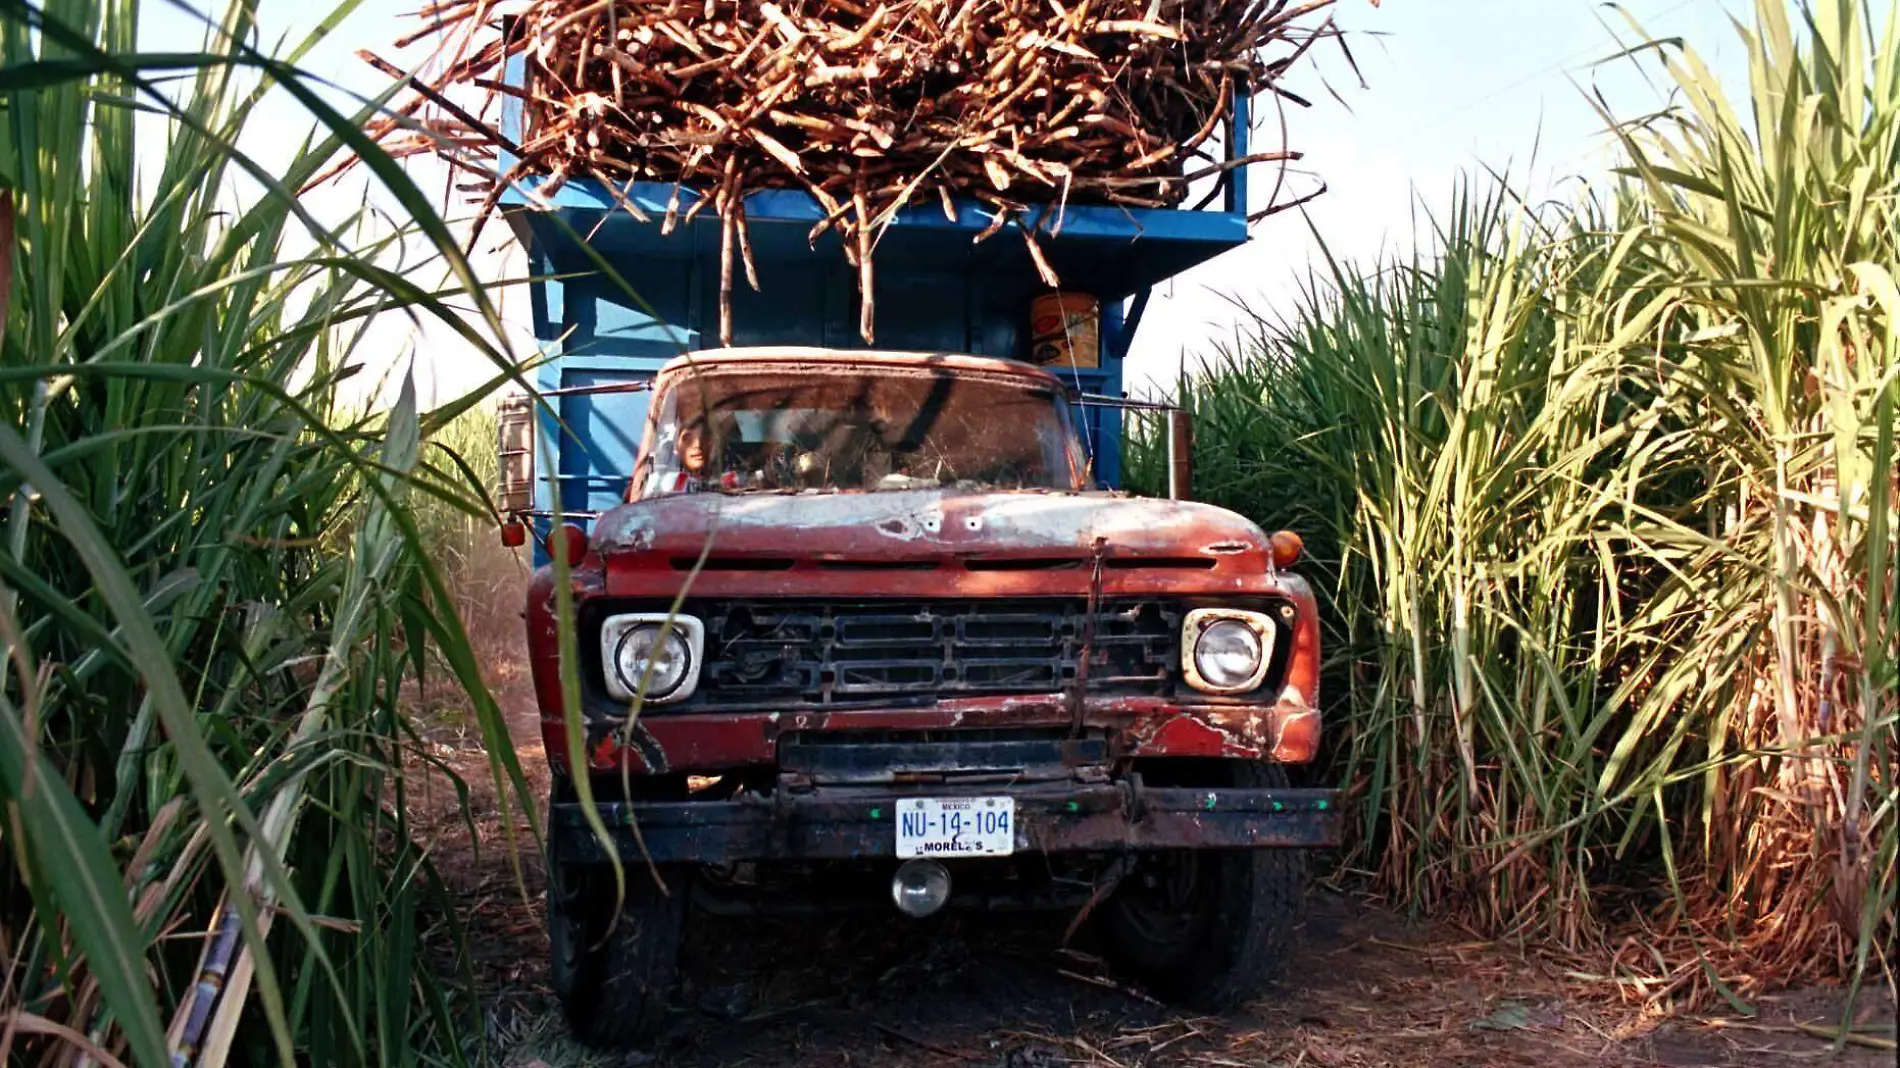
[1136,0,1898,1005]
[0,3,531,1065]
[409,401,527,663]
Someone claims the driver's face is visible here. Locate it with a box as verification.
[679,426,707,473]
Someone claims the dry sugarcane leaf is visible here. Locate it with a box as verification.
[748,127,807,174]
[1093,19,1185,39]
[734,200,761,291]
[1019,222,1060,287]
[982,153,1012,191]
[852,179,874,341]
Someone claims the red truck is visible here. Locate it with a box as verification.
[513,346,1338,1046]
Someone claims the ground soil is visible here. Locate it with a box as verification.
[409,659,1896,1068]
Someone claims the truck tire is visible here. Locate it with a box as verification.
[547,847,684,1047]
[1099,762,1306,1009]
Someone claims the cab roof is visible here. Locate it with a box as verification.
[654,347,1067,389]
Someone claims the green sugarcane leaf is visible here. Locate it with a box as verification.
[0,686,171,1068]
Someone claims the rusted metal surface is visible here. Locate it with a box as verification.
[642,598,1181,706]
[588,489,1292,593]
[1070,537,1110,736]
[778,730,1109,785]
[547,688,1324,777]
[656,347,1080,388]
[525,514,1325,779]
[524,350,1329,827]
[549,782,1341,864]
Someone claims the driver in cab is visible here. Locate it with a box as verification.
[639,409,943,497]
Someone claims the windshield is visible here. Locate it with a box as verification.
[633,364,1085,498]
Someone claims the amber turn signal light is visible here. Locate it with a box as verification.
[544,523,589,563]
[1268,530,1304,570]
[499,520,528,548]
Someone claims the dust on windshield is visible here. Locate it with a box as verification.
[633,365,1086,498]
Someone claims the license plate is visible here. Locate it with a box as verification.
[895,797,1016,858]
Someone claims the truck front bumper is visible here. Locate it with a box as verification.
[550,779,1341,864]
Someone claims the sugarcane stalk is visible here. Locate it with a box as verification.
[371,0,1337,337]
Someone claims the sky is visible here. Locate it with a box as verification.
[1133,0,1755,376]
[139,0,1759,402]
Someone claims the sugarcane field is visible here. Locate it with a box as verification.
[1,0,1897,1066]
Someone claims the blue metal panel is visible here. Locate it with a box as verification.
[715,255,844,349]
[530,352,657,564]
[1228,91,1251,215]
[509,207,1044,361]
[557,369,650,514]
[503,184,1246,304]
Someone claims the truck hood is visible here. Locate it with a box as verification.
[590,489,1271,564]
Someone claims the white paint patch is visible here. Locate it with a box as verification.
[591,488,1271,555]
[593,511,658,552]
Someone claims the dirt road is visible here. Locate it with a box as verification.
[409,666,1893,1068]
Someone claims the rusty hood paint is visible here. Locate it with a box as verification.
[529,488,1326,778]
[591,489,1271,565]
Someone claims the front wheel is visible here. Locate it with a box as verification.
[547,849,685,1048]
[1099,764,1306,1009]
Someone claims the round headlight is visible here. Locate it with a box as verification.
[1193,619,1264,691]
[612,625,692,701]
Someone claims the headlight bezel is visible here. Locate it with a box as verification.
[1181,608,1277,695]
[599,612,705,704]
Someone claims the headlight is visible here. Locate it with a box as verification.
[600,613,704,704]
[615,627,690,698]
[1182,609,1275,694]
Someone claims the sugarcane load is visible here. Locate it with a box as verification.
[375,0,1331,340]
[380,0,1344,1049]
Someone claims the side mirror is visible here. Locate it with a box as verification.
[497,392,536,519]
[1166,408,1194,501]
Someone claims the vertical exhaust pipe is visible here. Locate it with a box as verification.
[1166,408,1194,501]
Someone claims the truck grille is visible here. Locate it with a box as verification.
[679,599,1181,708]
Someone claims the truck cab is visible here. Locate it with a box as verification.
[512,346,1337,1046]
[490,64,1335,1047]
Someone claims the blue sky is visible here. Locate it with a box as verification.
[140,0,1758,399]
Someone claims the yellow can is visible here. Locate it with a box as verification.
[1029,292,1100,368]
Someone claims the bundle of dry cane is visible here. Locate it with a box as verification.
[368,0,1342,341]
